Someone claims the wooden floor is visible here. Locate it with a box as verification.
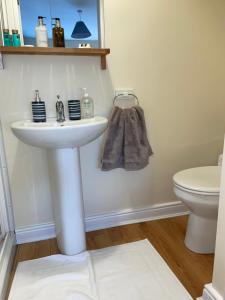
[8,216,214,299]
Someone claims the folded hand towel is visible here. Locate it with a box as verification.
[101,106,153,171]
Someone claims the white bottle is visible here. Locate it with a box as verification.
[81,88,94,119]
[35,16,48,47]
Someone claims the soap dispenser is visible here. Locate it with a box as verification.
[81,88,94,119]
[52,18,65,47]
[31,90,46,122]
[35,16,48,47]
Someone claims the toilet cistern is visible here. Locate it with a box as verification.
[11,117,108,255]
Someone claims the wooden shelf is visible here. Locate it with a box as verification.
[0,46,110,69]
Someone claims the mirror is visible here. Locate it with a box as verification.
[19,0,100,48]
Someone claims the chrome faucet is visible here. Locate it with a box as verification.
[56,95,65,122]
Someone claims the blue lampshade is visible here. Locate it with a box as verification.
[71,21,91,39]
[71,9,91,39]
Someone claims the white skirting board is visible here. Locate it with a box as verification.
[15,201,189,244]
[0,232,16,300]
[197,284,224,300]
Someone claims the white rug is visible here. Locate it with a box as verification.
[9,239,193,300]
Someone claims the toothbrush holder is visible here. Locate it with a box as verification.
[68,100,81,120]
[31,101,46,122]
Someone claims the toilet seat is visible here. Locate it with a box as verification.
[173,166,221,195]
[174,183,219,196]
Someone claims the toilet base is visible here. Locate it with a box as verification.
[185,213,217,254]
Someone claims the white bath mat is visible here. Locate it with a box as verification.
[9,239,193,300]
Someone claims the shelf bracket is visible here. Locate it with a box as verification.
[100,55,107,70]
[0,53,4,70]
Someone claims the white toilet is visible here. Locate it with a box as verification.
[173,166,221,254]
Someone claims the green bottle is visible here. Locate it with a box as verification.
[3,29,12,46]
[12,30,21,47]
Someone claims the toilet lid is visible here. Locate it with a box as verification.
[173,166,221,193]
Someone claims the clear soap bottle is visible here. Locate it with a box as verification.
[81,88,94,119]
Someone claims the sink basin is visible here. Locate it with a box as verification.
[11,116,108,255]
[11,116,108,149]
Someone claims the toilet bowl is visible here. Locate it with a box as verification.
[173,166,221,254]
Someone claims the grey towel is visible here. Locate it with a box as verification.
[101,106,153,171]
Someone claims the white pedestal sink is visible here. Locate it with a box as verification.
[11,117,108,255]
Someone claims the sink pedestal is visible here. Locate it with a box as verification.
[48,148,86,255]
[11,116,108,255]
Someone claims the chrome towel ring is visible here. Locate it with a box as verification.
[113,93,139,106]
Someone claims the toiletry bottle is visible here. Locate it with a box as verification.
[12,29,21,47]
[81,88,94,119]
[35,16,48,47]
[3,29,12,46]
[52,18,65,47]
[31,90,46,122]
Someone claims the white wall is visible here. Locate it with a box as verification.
[1,0,225,229]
